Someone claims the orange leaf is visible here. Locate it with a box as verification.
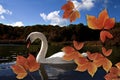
[16,56,29,70]
[63,51,82,61]
[87,9,115,30]
[73,40,84,50]
[87,15,102,29]
[61,1,74,11]
[87,62,97,77]
[61,1,80,22]
[100,30,113,43]
[104,67,120,80]
[27,54,40,72]
[11,65,27,79]
[76,64,88,72]
[63,10,72,18]
[75,57,88,66]
[98,9,109,28]
[102,47,112,56]
[115,62,120,70]
[102,58,112,72]
[87,52,103,61]
[76,60,97,77]
[62,46,76,55]
[104,18,115,30]
[69,10,80,22]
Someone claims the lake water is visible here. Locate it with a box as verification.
[0,44,120,80]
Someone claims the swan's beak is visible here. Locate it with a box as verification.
[26,39,31,48]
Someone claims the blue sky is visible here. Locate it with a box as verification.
[0,0,120,27]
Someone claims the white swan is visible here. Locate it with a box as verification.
[26,32,88,80]
[26,32,76,80]
[26,32,73,64]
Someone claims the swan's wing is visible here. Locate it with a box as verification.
[48,52,65,58]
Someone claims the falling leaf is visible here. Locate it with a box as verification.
[62,46,82,61]
[11,65,27,79]
[102,58,112,72]
[73,40,84,50]
[61,1,80,22]
[75,57,97,77]
[16,55,29,70]
[104,67,120,80]
[104,18,115,30]
[27,54,40,72]
[100,30,113,43]
[61,1,74,11]
[11,54,40,79]
[115,62,120,70]
[87,9,115,30]
[102,47,112,56]
[87,52,112,72]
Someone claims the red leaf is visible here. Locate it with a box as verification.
[27,54,40,72]
[87,9,115,30]
[100,30,113,43]
[61,1,80,22]
[73,40,84,50]
[11,65,27,79]
[102,47,112,56]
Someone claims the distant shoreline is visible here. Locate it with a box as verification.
[0,40,26,44]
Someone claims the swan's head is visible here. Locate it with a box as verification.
[26,32,45,48]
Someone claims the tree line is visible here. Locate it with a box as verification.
[0,23,120,46]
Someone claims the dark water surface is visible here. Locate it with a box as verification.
[0,44,120,80]
[0,62,106,80]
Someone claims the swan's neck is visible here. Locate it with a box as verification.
[36,35,48,63]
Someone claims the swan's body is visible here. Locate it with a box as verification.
[26,32,74,64]
[26,32,88,80]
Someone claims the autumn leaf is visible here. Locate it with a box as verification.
[87,9,115,30]
[16,55,29,70]
[104,67,120,80]
[11,65,27,79]
[115,62,120,70]
[61,1,74,11]
[62,46,82,61]
[102,47,112,56]
[100,30,113,43]
[61,1,80,22]
[73,40,84,50]
[75,57,97,77]
[11,54,40,79]
[27,54,40,72]
[87,52,112,72]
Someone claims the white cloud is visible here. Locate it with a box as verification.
[0,15,5,19]
[72,0,95,10]
[0,4,12,19]
[7,21,24,27]
[40,11,68,27]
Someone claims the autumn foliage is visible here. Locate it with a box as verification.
[61,1,80,22]
[61,1,119,79]
[11,54,40,79]
[10,1,118,80]
[87,9,115,43]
